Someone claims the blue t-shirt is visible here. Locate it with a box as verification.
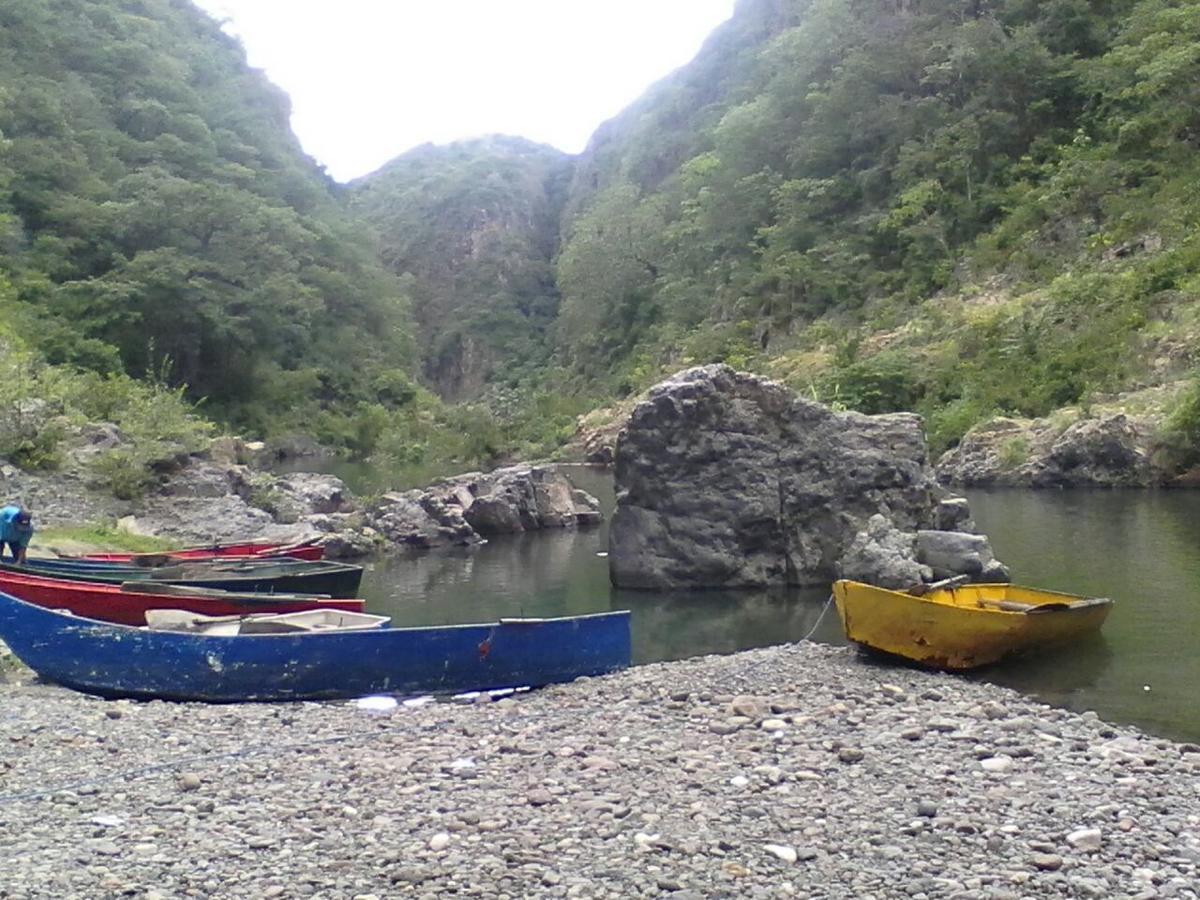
[0,506,33,548]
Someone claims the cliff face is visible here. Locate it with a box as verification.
[350,137,573,401]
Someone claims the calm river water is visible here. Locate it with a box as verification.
[345,466,1199,743]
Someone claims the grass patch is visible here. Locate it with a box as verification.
[38,524,178,553]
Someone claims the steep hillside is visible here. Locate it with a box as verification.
[551,0,1200,459]
[0,0,415,433]
[350,137,571,401]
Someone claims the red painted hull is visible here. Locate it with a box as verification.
[0,571,363,627]
[80,541,325,563]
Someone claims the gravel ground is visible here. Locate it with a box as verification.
[0,642,1198,900]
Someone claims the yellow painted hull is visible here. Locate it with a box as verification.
[832,580,1112,670]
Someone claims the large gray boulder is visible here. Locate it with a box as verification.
[1031,414,1154,487]
[427,465,602,537]
[610,365,1003,590]
[273,472,355,518]
[916,530,1011,582]
[838,515,932,589]
[937,413,1158,487]
[366,491,482,550]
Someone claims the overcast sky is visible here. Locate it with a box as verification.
[192,0,737,182]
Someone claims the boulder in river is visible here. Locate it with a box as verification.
[936,413,1158,487]
[609,365,1005,590]
[838,515,932,590]
[427,465,602,536]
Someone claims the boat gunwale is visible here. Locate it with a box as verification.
[847,581,1111,615]
[59,603,630,640]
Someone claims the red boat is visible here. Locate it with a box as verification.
[0,569,363,627]
[79,538,325,564]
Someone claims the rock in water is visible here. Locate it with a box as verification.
[609,365,1002,589]
[839,515,931,590]
[916,530,1010,582]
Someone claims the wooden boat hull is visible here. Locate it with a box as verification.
[12,559,363,598]
[832,580,1111,670]
[0,570,363,626]
[0,591,633,702]
[79,539,325,563]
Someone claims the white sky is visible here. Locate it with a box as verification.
[191,0,737,182]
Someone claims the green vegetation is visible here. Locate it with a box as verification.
[37,523,177,553]
[350,137,570,402]
[546,0,1200,461]
[8,0,1200,483]
[0,0,414,436]
[1158,375,1200,471]
[0,313,212,496]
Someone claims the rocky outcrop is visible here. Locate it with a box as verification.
[362,464,603,551]
[916,530,1010,582]
[838,516,931,590]
[610,365,1004,590]
[937,413,1159,487]
[366,491,482,550]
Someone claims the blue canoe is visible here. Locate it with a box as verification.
[0,591,632,702]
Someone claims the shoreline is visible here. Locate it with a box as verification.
[1,641,1197,898]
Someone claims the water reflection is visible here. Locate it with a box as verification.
[964,632,1114,710]
[343,464,1199,743]
[968,489,1200,742]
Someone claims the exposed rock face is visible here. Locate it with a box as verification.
[937,413,1158,487]
[1033,415,1154,487]
[441,465,602,535]
[838,515,931,590]
[128,496,312,545]
[916,530,1010,582]
[366,491,482,550]
[610,366,1003,590]
[273,473,355,517]
[362,465,602,551]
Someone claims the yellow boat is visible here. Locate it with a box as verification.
[832,579,1112,670]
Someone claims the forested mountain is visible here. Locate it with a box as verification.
[350,137,570,402]
[0,0,414,432]
[551,0,1200,452]
[5,0,1200,476]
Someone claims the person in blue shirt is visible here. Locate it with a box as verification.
[0,506,33,564]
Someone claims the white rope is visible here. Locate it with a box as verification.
[800,593,835,642]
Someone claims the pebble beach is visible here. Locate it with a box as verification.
[1,642,1198,899]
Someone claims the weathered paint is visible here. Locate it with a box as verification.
[0,591,633,702]
[9,558,363,597]
[832,580,1111,670]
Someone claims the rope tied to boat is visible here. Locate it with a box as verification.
[800,593,835,643]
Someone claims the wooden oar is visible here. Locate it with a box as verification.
[906,574,972,596]
[976,596,1110,614]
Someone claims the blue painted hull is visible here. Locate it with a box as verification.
[0,591,632,702]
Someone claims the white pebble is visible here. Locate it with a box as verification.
[765,843,798,864]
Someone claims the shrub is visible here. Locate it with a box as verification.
[1157,376,1200,471]
[93,451,156,501]
[998,436,1031,470]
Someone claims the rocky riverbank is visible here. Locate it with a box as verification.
[0,642,1197,899]
[2,429,601,560]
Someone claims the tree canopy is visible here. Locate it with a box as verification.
[0,0,414,432]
